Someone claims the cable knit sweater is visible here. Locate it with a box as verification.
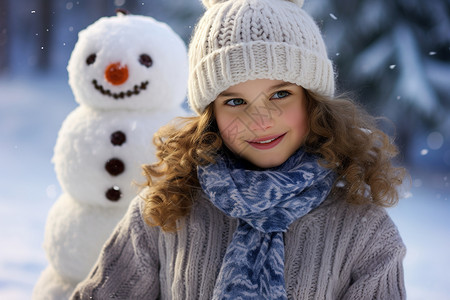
[71,190,406,299]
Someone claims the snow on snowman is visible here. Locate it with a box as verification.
[33,10,188,299]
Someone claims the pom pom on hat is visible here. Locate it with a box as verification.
[201,0,227,8]
[201,0,304,9]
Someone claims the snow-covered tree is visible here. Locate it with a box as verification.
[306,0,450,162]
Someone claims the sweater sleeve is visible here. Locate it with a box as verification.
[342,210,407,300]
[70,196,160,300]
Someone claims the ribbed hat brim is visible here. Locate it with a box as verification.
[189,41,334,115]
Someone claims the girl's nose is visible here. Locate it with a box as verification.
[105,62,129,85]
[247,107,275,131]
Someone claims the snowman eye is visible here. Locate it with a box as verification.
[86,53,96,65]
[139,54,153,68]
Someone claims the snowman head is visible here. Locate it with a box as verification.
[68,12,188,111]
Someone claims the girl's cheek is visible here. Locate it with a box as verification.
[217,114,240,144]
[284,107,303,124]
[284,105,308,132]
[218,113,254,150]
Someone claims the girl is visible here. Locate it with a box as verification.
[71,0,408,299]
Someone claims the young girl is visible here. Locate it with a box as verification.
[71,0,408,299]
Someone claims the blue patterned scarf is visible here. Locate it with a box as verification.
[197,148,336,300]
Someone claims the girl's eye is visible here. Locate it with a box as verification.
[225,98,246,106]
[271,90,291,99]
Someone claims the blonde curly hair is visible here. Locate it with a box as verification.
[142,91,408,232]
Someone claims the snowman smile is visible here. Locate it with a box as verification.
[92,79,149,99]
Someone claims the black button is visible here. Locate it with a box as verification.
[110,131,126,146]
[105,186,122,201]
[105,158,125,176]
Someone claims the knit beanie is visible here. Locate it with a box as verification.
[188,0,335,115]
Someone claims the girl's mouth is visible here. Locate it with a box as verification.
[247,133,286,150]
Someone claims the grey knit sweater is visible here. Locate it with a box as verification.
[71,190,406,299]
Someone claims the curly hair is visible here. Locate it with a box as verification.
[303,91,408,207]
[142,105,222,232]
[142,92,408,232]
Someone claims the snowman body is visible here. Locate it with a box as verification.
[33,13,188,299]
[52,106,181,207]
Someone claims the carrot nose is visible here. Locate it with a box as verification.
[105,62,128,85]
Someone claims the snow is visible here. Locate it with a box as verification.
[0,74,75,300]
[394,24,440,116]
[390,175,450,299]
[0,75,449,299]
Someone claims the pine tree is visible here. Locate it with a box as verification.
[307,0,450,162]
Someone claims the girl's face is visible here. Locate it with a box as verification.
[214,79,308,168]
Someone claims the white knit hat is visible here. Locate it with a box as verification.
[188,0,335,115]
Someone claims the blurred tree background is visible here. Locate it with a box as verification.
[1,0,449,170]
[306,0,450,167]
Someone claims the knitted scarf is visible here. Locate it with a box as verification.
[197,148,336,299]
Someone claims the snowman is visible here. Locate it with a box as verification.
[33,10,188,299]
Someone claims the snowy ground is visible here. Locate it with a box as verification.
[0,74,449,300]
